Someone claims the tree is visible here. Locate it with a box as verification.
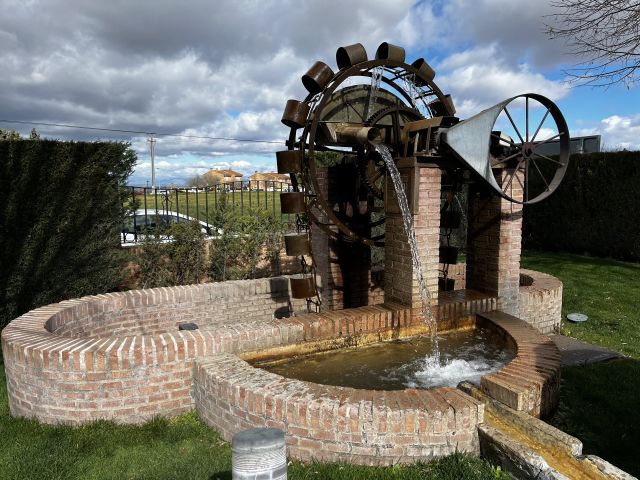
[186,170,223,187]
[546,1,640,87]
[0,128,22,141]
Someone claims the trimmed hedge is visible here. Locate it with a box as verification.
[0,139,136,328]
[523,151,640,261]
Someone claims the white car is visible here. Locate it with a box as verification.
[121,209,214,245]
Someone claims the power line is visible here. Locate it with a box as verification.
[0,118,283,145]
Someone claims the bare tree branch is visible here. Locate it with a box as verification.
[545,0,640,87]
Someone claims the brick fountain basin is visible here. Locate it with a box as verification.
[1,271,561,465]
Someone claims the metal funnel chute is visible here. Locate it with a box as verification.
[440,93,571,203]
[441,101,507,196]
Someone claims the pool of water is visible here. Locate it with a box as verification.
[256,327,515,390]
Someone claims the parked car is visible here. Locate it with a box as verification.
[121,209,213,245]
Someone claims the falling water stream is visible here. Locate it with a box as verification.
[374,144,441,367]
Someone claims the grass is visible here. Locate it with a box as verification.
[521,250,640,358]
[521,250,640,476]
[0,356,505,479]
[128,190,286,223]
[550,359,640,476]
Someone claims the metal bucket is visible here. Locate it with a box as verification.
[281,99,310,129]
[284,233,310,256]
[440,211,462,229]
[290,274,315,299]
[302,61,334,95]
[336,43,367,69]
[412,58,436,84]
[439,246,459,264]
[428,94,456,116]
[439,277,456,291]
[280,192,305,214]
[232,428,287,480]
[276,150,302,173]
[375,42,405,63]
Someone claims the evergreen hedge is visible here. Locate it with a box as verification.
[523,151,640,261]
[0,139,136,328]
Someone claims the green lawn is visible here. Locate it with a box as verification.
[521,250,640,476]
[128,190,286,222]
[551,360,640,477]
[521,250,640,358]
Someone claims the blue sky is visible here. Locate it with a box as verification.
[1,0,639,186]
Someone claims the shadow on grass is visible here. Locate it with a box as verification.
[521,250,640,358]
[550,359,640,477]
[209,472,231,480]
[522,249,640,274]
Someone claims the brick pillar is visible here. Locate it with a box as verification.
[466,170,523,315]
[384,161,442,320]
[310,168,338,311]
[311,164,372,311]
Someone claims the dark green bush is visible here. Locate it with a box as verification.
[208,194,285,281]
[137,220,206,288]
[0,139,136,328]
[523,151,640,261]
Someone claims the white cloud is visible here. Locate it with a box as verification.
[437,45,569,117]
[599,115,640,150]
[5,0,626,187]
[571,115,640,151]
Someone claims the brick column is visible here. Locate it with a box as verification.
[466,170,523,315]
[384,161,442,320]
[311,164,372,311]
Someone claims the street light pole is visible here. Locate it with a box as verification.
[147,136,157,189]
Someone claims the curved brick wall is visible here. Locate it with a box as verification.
[1,269,562,449]
[1,277,308,424]
[436,266,563,335]
[195,354,483,465]
[478,311,561,418]
[192,311,560,464]
[518,269,563,334]
[1,281,421,426]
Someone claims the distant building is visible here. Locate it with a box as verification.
[249,172,292,191]
[533,135,601,156]
[206,169,243,188]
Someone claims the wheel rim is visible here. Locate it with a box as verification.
[286,57,454,246]
[490,93,570,204]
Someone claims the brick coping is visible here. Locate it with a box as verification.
[1,271,561,427]
[478,311,561,418]
[195,354,484,465]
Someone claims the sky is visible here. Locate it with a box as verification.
[1,0,639,186]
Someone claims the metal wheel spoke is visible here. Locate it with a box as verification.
[503,158,525,191]
[504,106,525,144]
[491,133,519,148]
[370,169,384,183]
[525,161,529,202]
[526,96,529,142]
[531,109,550,142]
[491,150,522,166]
[533,132,563,148]
[532,152,564,166]
[531,158,551,191]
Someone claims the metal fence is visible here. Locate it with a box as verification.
[122,181,295,244]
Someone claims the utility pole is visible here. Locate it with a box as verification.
[147,136,157,188]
